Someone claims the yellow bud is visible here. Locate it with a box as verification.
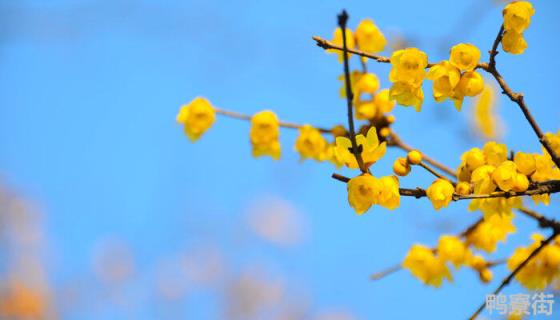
[379,127,391,138]
[393,157,411,176]
[331,125,347,137]
[386,114,396,124]
[512,173,529,192]
[455,182,472,196]
[468,255,487,271]
[456,71,484,97]
[407,150,422,165]
[492,161,517,192]
[479,268,493,283]
[464,148,485,170]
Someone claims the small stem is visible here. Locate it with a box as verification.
[214,108,332,133]
[418,162,454,184]
[338,10,367,173]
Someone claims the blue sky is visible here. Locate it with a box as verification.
[0,0,559,319]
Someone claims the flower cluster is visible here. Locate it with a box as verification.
[502,1,535,54]
[388,48,427,111]
[507,234,560,290]
[426,44,484,110]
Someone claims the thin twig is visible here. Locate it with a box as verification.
[468,231,559,320]
[338,10,367,173]
[418,162,454,184]
[214,108,332,133]
[312,36,487,70]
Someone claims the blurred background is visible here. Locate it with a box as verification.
[0,0,559,319]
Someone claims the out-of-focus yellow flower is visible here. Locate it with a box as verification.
[347,174,381,214]
[426,179,455,210]
[508,233,560,290]
[176,97,216,141]
[250,110,281,159]
[389,48,428,86]
[355,18,386,54]
[531,194,550,206]
[426,61,461,108]
[355,73,380,94]
[329,27,355,62]
[503,1,535,34]
[472,84,501,140]
[437,235,471,268]
[355,100,377,120]
[544,130,560,158]
[483,141,508,167]
[532,153,560,182]
[373,89,396,114]
[455,71,484,99]
[377,175,401,210]
[449,43,481,72]
[471,165,497,194]
[492,161,518,192]
[502,30,528,54]
[403,244,452,287]
[469,197,522,218]
[335,127,387,169]
[294,125,328,161]
[389,81,424,112]
[324,144,345,168]
[479,268,493,283]
[466,214,516,253]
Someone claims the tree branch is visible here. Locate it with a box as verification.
[338,10,367,173]
[213,108,332,133]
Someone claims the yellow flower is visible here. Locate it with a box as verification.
[437,235,471,268]
[503,1,535,34]
[466,214,516,253]
[471,165,497,194]
[492,161,518,192]
[294,125,328,161]
[531,194,550,206]
[426,179,455,210]
[514,152,536,176]
[250,110,281,159]
[377,176,401,210]
[355,73,380,94]
[355,100,377,120]
[373,89,396,114]
[472,84,501,140]
[335,127,387,169]
[355,18,386,54]
[469,197,522,218]
[455,71,484,100]
[347,174,381,214]
[407,150,422,165]
[544,130,560,158]
[426,61,461,108]
[329,27,355,62]
[512,173,529,192]
[483,141,508,167]
[389,81,424,112]
[324,144,345,168]
[463,147,486,171]
[176,97,216,141]
[502,30,528,55]
[507,233,560,290]
[532,153,560,182]
[389,48,428,86]
[449,43,481,72]
[403,244,452,287]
